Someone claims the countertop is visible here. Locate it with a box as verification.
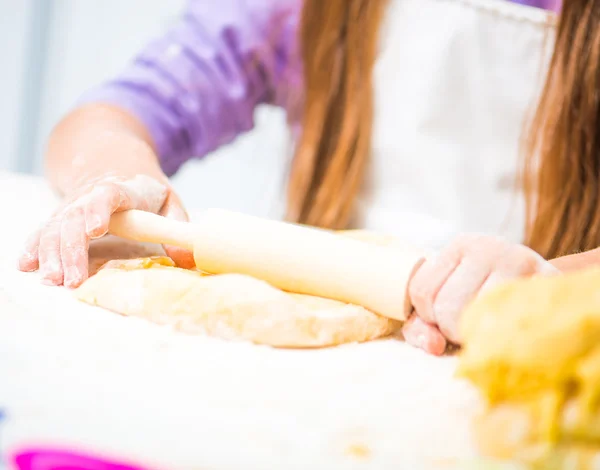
[0,171,493,470]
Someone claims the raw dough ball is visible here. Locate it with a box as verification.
[75,256,400,348]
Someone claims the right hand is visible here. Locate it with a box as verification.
[17,174,195,288]
[402,234,557,356]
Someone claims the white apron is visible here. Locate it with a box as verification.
[353,0,556,250]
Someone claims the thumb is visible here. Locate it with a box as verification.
[402,314,447,356]
[159,191,196,269]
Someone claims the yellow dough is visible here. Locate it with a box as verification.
[75,257,399,348]
[75,231,416,348]
[76,231,411,349]
[457,268,600,468]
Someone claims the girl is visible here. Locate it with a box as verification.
[18,0,592,356]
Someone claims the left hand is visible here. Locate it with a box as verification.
[402,234,558,355]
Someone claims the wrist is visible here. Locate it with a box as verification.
[48,130,169,197]
[549,248,600,272]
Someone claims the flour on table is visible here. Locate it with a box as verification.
[0,173,487,469]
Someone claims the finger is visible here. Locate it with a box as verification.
[18,228,42,272]
[477,247,558,297]
[164,245,196,269]
[478,271,512,296]
[82,185,121,239]
[160,192,196,269]
[499,245,559,277]
[539,261,560,276]
[433,260,491,344]
[38,218,64,285]
[402,315,447,356]
[477,257,557,297]
[60,206,90,288]
[409,251,461,325]
[83,177,163,239]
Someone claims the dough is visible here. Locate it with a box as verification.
[457,267,600,467]
[75,230,417,348]
[109,210,426,321]
[75,255,401,348]
[88,236,165,276]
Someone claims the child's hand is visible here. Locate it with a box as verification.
[18,174,195,288]
[402,234,558,355]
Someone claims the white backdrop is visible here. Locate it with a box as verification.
[0,1,33,172]
[0,0,291,218]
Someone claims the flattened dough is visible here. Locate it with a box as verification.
[75,230,418,347]
[75,256,400,348]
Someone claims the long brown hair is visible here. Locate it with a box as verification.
[524,0,600,258]
[290,1,600,259]
[287,0,387,229]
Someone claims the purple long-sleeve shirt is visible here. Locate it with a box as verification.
[81,0,559,176]
[515,0,560,8]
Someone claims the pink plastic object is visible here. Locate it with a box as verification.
[10,447,152,470]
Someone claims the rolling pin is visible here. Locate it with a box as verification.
[108,209,426,321]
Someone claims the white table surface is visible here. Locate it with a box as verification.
[0,171,498,470]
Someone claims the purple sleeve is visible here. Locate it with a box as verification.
[79,0,300,176]
[510,0,561,10]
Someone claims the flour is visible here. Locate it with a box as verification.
[0,253,486,469]
[0,174,489,469]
